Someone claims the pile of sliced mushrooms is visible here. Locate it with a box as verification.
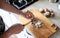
[31,9,55,28]
[39,8,55,17]
[31,18,43,28]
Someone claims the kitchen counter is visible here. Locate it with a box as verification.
[0,0,60,38]
[22,1,60,38]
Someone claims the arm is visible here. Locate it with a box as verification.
[0,24,24,38]
[0,0,34,19]
[0,0,23,15]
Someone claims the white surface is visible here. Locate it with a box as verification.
[0,0,60,38]
[0,9,22,31]
[16,28,35,38]
[22,1,60,38]
[58,5,60,10]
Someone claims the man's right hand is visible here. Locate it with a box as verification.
[0,24,24,38]
[7,24,24,34]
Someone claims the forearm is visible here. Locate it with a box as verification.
[0,0,24,15]
[0,24,24,38]
[0,31,12,38]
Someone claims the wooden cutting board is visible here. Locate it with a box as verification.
[19,9,58,38]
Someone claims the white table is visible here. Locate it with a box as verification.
[22,1,60,38]
[0,0,60,38]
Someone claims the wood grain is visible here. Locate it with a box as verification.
[19,9,58,38]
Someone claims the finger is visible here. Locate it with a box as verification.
[24,11,34,19]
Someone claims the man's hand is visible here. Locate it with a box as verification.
[0,0,34,19]
[23,11,34,19]
[0,24,24,38]
[7,24,24,34]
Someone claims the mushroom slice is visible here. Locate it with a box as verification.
[31,18,43,28]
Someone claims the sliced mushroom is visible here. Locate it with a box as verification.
[43,12,51,17]
[31,18,42,28]
[40,9,45,13]
[44,8,50,12]
[39,8,55,17]
[50,12,55,17]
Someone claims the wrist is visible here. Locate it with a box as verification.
[17,10,24,15]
